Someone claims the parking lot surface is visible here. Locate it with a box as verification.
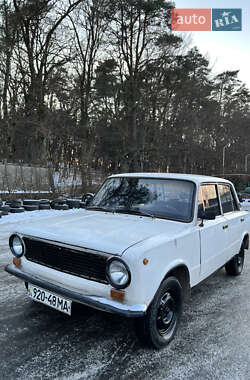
[1,212,250,380]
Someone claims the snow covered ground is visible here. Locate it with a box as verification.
[0,208,82,227]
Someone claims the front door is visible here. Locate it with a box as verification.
[198,184,229,281]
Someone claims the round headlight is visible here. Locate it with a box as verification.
[9,235,25,258]
[106,259,131,289]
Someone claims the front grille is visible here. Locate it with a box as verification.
[23,237,108,284]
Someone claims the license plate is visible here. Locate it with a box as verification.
[27,284,72,316]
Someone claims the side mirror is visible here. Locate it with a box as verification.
[198,209,216,221]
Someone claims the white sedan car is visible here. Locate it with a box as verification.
[5,173,250,348]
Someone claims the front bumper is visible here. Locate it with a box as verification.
[5,264,146,318]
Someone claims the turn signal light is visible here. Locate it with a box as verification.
[13,257,21,267]
[110,289,125,303]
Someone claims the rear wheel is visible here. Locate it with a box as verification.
[225,245,245,276]
[135,276,183,349]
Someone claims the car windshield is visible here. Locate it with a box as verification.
[89,177,195,222]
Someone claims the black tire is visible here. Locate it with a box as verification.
[135,276,183,349]
[39,199,50,205]
[23,199,40,206]
[80,201,87,209]
[39,204,51,210]
[225,245,245,276]
[9,207,25,213]
[82,193,94,204]
[24,205,39,212]
[1,211,9,216]
[0,205,10,212]
[54,204,69,210]
[50,198,66,209]
[66,199,81,209]
[0,211,2,218]
[7,200,22,208]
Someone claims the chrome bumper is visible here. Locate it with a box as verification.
[5,264,146,318]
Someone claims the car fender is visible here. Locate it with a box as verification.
[122,229,200,308]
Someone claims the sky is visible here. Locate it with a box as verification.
[174,0,250,89]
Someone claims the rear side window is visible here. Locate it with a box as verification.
[218,184,237,213]
[199,184,221,216]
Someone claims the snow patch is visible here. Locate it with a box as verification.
[0,209,83,226]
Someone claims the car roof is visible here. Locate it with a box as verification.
[109,173,232,185]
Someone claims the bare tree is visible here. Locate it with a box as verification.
[105,0,174,170]
[67,0,111,188]
[12,0,83,114]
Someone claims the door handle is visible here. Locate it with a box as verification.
[223,224,228,230]
[240,218,245,222]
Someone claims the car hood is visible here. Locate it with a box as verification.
[15,210,189,255]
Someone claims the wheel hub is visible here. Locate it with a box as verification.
[157,292,176,336]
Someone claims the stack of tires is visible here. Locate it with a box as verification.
[39,199,51,210]
[23,199,40,212]
[50,198,69,210]
[66,199,81,209]
[5,199,25,214]
[23,199,51,211]
[49,196,93,210]
[0,203,11,216]
[0,195,89,218]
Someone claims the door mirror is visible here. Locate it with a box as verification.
[198,209,216,221]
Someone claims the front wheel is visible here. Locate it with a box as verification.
[135,276,183,349]
[225,246,245,276]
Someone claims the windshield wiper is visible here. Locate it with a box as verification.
[113,209,155,218]
[86,206,154,218]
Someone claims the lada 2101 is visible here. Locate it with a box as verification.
[5,173,249,348]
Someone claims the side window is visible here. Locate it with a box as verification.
[198,187,204,215]
[218,184,237,213]
[231,189,239,210]
[199,184,221,216]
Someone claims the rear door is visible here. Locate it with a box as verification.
[199,184,229,281]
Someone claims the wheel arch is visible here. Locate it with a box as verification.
[243,234,249,250]
[163,264,191,301]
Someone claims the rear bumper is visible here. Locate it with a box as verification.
[5,264,146,318]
